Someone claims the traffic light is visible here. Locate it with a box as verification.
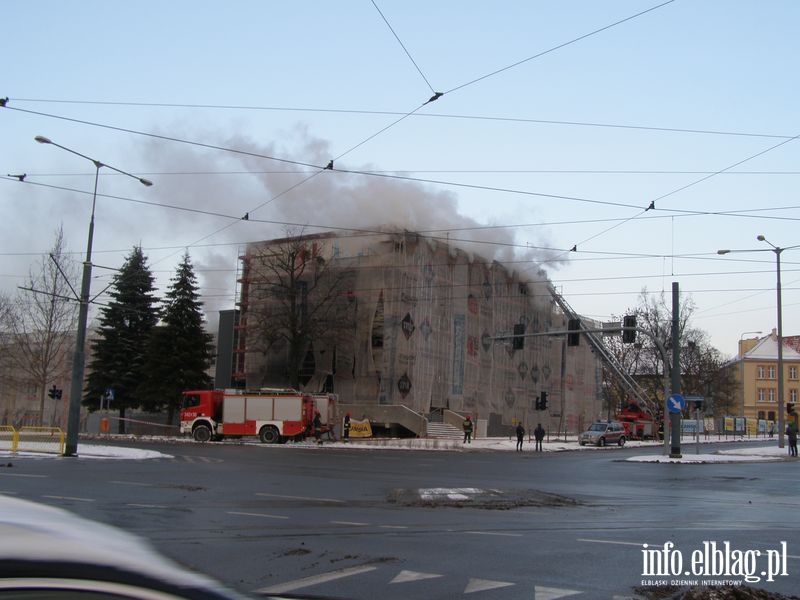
[512,323,525,350]
[567,319,580,346]
[788,402,796,415]
[535,396,541,411]
[540,391,548,411]
[622,315,637,343]
[48,385,57,399]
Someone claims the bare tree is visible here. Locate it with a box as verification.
[245,232,356,390]
[602,288,735,418]
[4,228,79,426]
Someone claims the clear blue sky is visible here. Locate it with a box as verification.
[2,0,799,357]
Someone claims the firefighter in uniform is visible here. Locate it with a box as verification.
[343,412,351,442]
[463,415,473,444]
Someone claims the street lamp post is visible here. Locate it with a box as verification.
[35,136,152,456]
[718,238,800,449]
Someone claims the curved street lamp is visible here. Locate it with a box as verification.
[718,237,800,448]
[35,136,152,456]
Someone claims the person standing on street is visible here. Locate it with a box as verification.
[463,415,473,444]
[515,422,525,451]
[343,412,351,442]
[786,423,798,457]
[313,410,323,444]
[533,423,545,452]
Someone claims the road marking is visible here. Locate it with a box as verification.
[464,578,515,594]
[0,473,47,478]
[577,538,642,547]
[255,565,378,594]
[228,511,290,520]
[379,525,408,529]
[330,520,369,526]
[535,585,582,600]
[42,495,94,502]
[465,531,523,537]
[390,570,442,583]
[111,480,154,487]
[256,492,345,504]
[127,503,169,509]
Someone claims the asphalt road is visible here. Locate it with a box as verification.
[1,440,797,600]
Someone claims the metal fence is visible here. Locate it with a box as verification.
[0,426,65,455]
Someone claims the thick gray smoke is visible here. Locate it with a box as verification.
[138,125,559,331]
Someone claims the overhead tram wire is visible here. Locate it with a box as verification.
[7,172,800,249]
[648,130,800,206]
[371,0,436,95]
[555,131,800,263]
[444,0,676,95]
[11,98,798,142]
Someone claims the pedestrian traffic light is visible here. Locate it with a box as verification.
[48,385,57,399]
[788,402,796,415]
[512,323,525,350]
[567,319,580,346]
[622,315,637,343]
[540,391,548,411]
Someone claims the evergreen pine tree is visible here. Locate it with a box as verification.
[140,253,214,423]
[85,246,159,431]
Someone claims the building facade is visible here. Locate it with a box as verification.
[233,231,603,435]
[727,331,800,421]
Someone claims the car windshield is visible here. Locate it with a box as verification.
[587,423,607,432]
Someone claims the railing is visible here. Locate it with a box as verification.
[0,426,65,455]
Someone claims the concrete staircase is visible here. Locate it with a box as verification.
[426,422,462,440]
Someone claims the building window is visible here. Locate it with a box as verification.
[757,411,765,420]
[757,366,765,379]
[768,411,776,421]
[790,366,798,380]
[758,388,765,402]
[768,366,776,379]
[768,388,776,402]
[791,389,798,403]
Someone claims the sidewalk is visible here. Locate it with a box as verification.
[1,435,794,463]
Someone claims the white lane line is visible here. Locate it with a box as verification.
[0,473,48,478]
[126,503,169,509]
[255,492,345,504]
[465,531,523,537]
[577,538,642,547]
[228,511,290,520]
[255,565,378,594]
[330,520,370,526]
[379,525,408,529]
[42,494,94,502]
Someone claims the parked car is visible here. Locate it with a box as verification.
[579,420,626,447]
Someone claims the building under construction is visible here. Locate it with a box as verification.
[228,230,606,436]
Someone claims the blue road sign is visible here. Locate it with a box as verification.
[667,393,685,414]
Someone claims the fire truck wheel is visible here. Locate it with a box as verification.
[193,424,212,443]
[259,426,280,444]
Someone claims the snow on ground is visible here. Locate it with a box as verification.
[0,434,795,463]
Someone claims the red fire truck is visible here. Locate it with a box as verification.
[616,402,657,440]
[180,388,335,443]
